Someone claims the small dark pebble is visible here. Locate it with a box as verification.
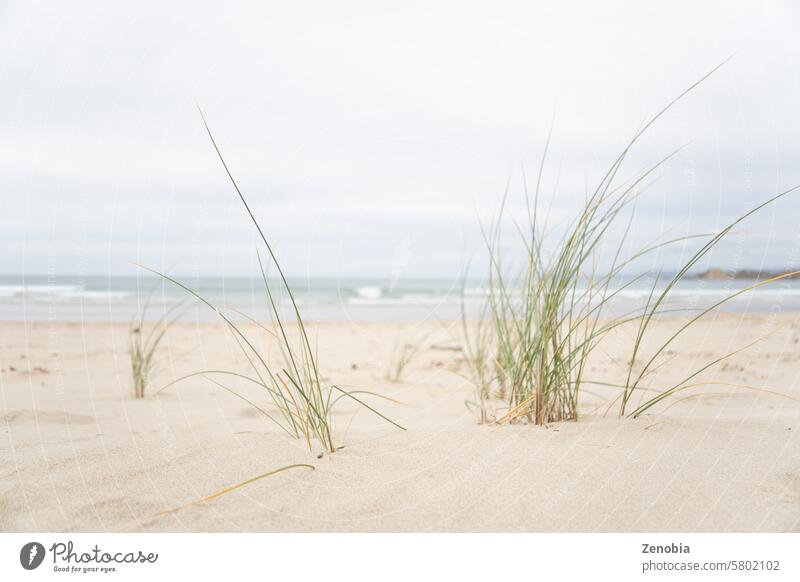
[350,363,358,370]
[317,452,324,459]
[9,366,16,372]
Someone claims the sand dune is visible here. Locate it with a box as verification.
[1,315,799,532]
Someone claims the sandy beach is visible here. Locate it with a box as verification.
[2,314,799,532]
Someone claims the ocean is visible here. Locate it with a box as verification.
[2,274,800,322]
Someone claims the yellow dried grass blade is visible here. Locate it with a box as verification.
[154,463,315,518]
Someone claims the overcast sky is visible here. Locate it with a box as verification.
[2,1,800,280]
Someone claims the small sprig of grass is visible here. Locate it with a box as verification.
[385,330,431,383]
[129,292,183,399]
[461,271,499,423]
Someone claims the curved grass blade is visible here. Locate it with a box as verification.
[154,463,315,518]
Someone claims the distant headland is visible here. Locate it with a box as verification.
[692,268,800,281]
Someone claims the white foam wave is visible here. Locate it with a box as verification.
[0,284,130,302]
[0,284,83,298]
[355,286,383,299]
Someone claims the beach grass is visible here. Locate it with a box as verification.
[385,331,431,383]
[129,292,183,399]
[154,463,315,518]
[143,109,404,453]
[464,65,799,425]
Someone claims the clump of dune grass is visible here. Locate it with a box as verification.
[129,293,183,399]
[145,108,404,453]
[465,64,799,425]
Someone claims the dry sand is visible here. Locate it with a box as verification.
[2,314,799,532]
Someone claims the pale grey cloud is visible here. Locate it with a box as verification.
[1,0,799,277]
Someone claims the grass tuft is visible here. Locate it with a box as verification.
[143,108,404,452]
[463,65,798,425]
[129,291,183,399]
[385,330,431,383]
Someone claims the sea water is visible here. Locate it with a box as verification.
[1,274,799,322]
